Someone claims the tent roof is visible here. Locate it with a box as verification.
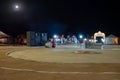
[0,31,9,38]
[107,34,118,38]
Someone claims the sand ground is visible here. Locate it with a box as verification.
[0,46,120,80]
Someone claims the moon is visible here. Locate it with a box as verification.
[14,4,20,11]
[15,5,19,9]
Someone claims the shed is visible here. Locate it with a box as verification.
[105,34,119,45]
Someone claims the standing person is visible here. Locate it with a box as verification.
[61,34,65,44]
[52,38,56,48]
[66,35,71,44]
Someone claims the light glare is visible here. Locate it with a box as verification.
[15,5,19,9]
[79,35,83,39]
[53,35,57,38]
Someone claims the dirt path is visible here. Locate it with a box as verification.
[0,47,120,80]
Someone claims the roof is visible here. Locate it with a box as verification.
[107,34,118,38]
[0,31,9,38]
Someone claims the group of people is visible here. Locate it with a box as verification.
[45,35,81,48]
[56,35,79,44]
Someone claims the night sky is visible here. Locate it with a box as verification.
[0,0,120,37]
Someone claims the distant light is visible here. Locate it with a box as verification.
[89,40,91,42]
[84,38,87,41]
[79,35,83,39]
[89,39,94,42]
[53,35,57,38]
[92,40,94,42]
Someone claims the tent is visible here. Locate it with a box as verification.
[105,34,119,45]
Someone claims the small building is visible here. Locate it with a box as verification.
[105,34,119,45]
[0,31,10,44]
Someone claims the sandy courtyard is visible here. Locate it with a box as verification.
[7,47,120,63]
[0,46,120,80]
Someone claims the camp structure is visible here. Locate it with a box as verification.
[0,31,10,44]
[105,34,119,45]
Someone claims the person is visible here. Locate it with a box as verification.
[52,38,56,48]
[45,39,52,48]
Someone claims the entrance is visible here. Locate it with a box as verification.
[94,31,105,44]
